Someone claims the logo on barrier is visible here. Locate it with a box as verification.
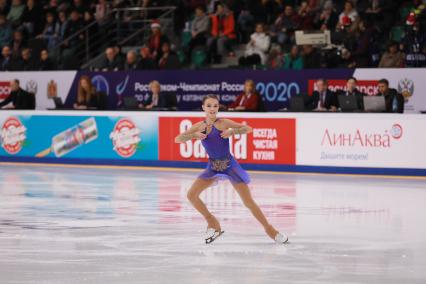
[110,118,141,158]
[1,117,27,155]
[25,80,38,95]
[397,78,414,102]
[47,80,58,98]
[92,75,110,96]
[116,75,129,95]
[0,81,11,100]
[390,124,403,139]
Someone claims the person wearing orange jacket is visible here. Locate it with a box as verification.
[207,2,236,63]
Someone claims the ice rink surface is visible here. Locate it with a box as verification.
[0,163,425,284]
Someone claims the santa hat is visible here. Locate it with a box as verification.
[151,20,161,29]
[406,12,416,26]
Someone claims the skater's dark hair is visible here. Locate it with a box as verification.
[202,94,219,104]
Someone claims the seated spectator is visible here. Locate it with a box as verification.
[337,48,356,68]
[63,10,84,49]
[137,46,156,69]
[236,6,254,43]
[0,13,12,47]
[21,0,43,36]
[74,75,107,110]
[351,19,376,67]
[38,49,55,70]
[239,23,270,67]
[228,79,260,111]
[336,1,359,32]
[0,79,35,110]
[302,45,321,68]
[37,12,59,49]
[158,41,180,69]
[314,1,338,31]
[306,79,337,111]
[297,1,315,30]
[99,47,122,71]
[10,47,35,70]
[95,0,111,26]
[71,0,89,16]
[402,20,425,67]
[282,45,303,70]
[10,30,25,59]
[207,3,236,63]
[187,6,210,58]
[379,41,405,68]
[0,45,12,70]
[6,0,25,27]
[376,78,404,113]
[336,77,365,110]
[124,50,138,71]
[139,80,177,110]
[266,43,284,69]
[57,11,68,43]
[0,0,10,16]
[147,20,169,61]
[271,5,299,46]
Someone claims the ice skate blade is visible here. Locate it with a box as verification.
[205,230,224,244]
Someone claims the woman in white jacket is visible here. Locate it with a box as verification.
[239,23,270,67]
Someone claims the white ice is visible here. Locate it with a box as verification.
[0,164,425,284]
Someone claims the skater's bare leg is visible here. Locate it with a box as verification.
[232,182,279,240]
[187,178,221,231]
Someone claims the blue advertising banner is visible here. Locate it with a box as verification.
[65,70,354,111]
[0,114,158,161]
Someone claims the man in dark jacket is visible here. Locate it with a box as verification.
[336,77,365,110]
[306,79,338,111]
[0,79,35,109]
[377,78,404,113]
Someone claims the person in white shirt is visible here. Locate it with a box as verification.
[239,23,270,67]
[337,0,359,31]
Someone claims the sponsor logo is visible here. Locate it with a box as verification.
[91,75,110,96]
[0,81,11,100]
[25,80,38,94]
[390,124,403,139]
[321,124,403,148]
[47,80,58,98]
[110,118,141,158]
[1,117,26,155]
[308,80,379,96]
[397,78,414,102]
[116,75,129,95]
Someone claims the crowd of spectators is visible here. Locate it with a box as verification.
[0,0,425,71]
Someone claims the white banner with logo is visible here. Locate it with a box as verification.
[0,71,77,110]
[353,68,426,113]
[297,114,426,169]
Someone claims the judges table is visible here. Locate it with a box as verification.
[0,110,425,176]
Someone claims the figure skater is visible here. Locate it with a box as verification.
[175,94,288,244]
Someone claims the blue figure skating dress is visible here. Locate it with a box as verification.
[198,121,250,184]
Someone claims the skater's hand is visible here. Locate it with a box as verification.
[220,129,234,139]
[194,132,207,140]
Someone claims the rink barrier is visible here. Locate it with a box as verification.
[0,157,425,177]
[0,111,425,177]
[0,68,425,112]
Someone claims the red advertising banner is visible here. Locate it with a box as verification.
[159,117,296,165]
[308,80,379,96]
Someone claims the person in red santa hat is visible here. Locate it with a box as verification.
[147,19,170,61]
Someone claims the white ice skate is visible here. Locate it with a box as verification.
[274,232,289,244]
[205,228,224,244]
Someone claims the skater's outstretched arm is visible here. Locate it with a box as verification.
[175,121,206,143]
